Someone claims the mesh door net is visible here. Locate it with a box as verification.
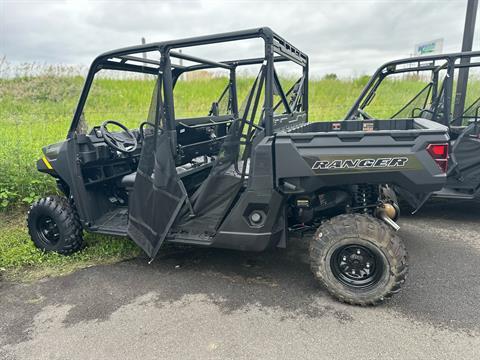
[127,77,187,258]
[175,67,266,235]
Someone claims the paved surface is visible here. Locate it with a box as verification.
[1,199,480,360]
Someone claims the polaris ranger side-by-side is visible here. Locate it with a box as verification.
[28,28,449,305]
[347,51,480,201]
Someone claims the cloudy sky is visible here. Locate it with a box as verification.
[0,0,478,77]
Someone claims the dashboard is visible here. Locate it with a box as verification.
[76,127,141,187]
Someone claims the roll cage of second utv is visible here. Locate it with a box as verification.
[28,28,449,305]
[347,51,480,200]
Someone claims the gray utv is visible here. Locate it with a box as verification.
[28,28,449,305]
[347,51,480,201]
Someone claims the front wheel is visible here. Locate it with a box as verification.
[27,196,84,255]
[309,214,407,306]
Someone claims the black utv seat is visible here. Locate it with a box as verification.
[121,160,214,189]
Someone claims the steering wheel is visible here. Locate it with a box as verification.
[357,108,373,120]
[100,120,138,153]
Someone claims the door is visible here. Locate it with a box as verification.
[127,131,187,258]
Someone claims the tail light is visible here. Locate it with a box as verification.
[426,143,449,173]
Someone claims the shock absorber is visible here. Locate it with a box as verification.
[351,184,400,231]
[351,184,379,214]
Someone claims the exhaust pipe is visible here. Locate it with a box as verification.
[376,203,400,231]
[379,213,400,231]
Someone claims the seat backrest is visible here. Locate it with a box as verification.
[451,124,480,182]
[174,115,234,165]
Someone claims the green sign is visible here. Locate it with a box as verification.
[415,39,444,56]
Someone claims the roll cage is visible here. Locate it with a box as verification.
[346,51,480,128]
[68,27,309,146]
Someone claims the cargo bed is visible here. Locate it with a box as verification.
[274,118,449,196]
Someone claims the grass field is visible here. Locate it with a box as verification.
[0,73,477,278]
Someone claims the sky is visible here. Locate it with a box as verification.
[0,0,478,77]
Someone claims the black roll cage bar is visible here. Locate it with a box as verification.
[68,27,308,140]
[346,51,480,127]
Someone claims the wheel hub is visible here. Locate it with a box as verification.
[331,245,382,287]
[37,216,60,246]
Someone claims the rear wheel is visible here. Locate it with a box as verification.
[309,214,407,306]
[27,196,84,255]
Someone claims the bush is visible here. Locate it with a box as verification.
[322,73,338,80]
